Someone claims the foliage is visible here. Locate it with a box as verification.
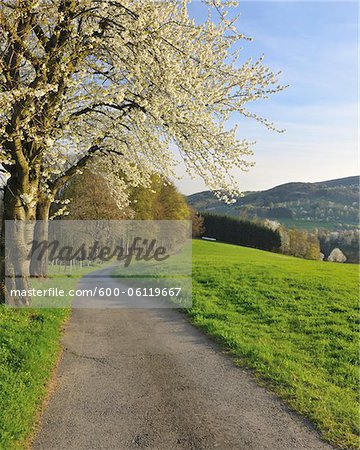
[129,175,190,220]
[58,169,130,220]
[189,208,204,238]
[0,0,284,303]
[202,213,281,252]
[189,240,359,449]
[60,169,190,221]
[281,227,321,260]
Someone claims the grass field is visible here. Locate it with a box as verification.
[189,240,359,449]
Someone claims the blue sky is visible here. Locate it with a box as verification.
[175,1,358,194]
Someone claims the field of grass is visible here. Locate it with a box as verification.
[0,263,105,449]
[189,240,359,449]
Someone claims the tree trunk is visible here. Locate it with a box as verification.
[0,178,37,306]
[30,200,51,278]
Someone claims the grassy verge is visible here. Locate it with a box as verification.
[189,240,359,449]
[0,263,104,449]
[0,307,69,449]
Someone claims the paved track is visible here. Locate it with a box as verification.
[33,268,332,450]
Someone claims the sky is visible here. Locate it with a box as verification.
[174,1,359,195]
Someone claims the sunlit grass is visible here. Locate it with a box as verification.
[189,240,359,449]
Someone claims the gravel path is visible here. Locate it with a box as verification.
[33,268,333,450]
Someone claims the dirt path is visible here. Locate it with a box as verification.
[33,268,333,450]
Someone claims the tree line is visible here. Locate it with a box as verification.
[57,170,204,236]
[201,214,281,252]
[264,220,357,263]
[199,215,357,263]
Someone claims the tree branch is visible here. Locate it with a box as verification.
[71,101,146,118]
[48,145,123,194]
[31,21,49,49]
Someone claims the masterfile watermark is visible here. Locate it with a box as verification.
[28,237,170,267]
[5,220,192,308]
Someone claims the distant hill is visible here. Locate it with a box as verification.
[188,176,359,231]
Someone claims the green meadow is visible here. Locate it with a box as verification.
[189,240,359,449]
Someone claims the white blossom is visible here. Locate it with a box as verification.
[327,248,347,263]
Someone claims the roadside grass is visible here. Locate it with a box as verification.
[0,263,104,449]
[189,240,359,450]
[0,307,69,449]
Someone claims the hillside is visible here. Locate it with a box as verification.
[188,176,359,231]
